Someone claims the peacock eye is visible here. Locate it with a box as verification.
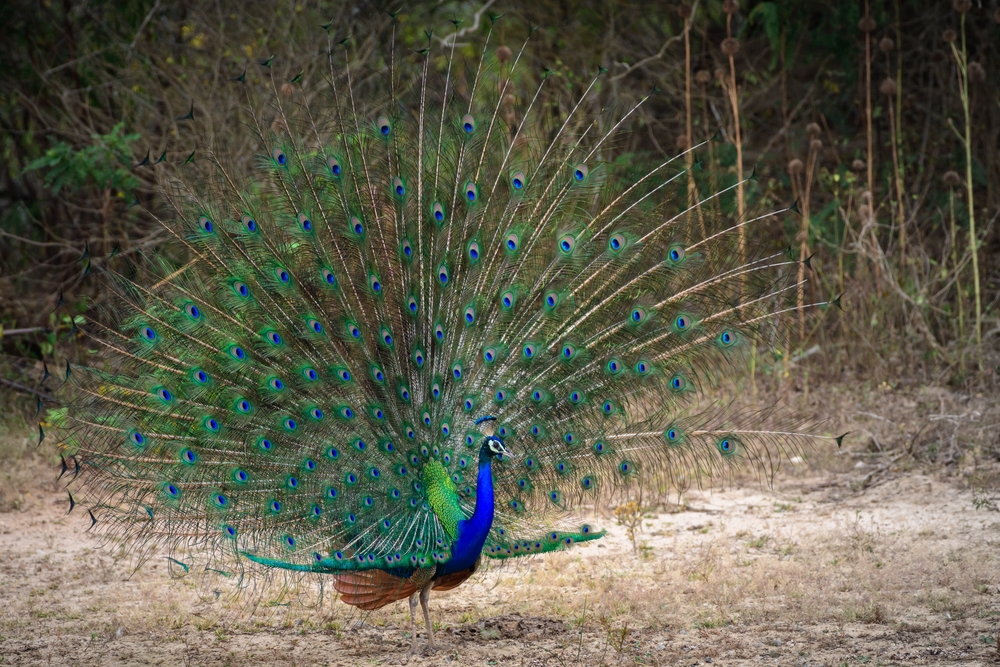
[609,233,626,252]
[233,281,250,298]
[501,290,515,309]
[464,182,478,203]
[431,202,446,223]
[184,303,201,320]
[461,114,475,134]
[327,156,342,176]
[198,216,213,233]
[631,308,647,324]
[298,213,312,232]
[558,234,575,255]
[572,164,588,181]
[377,115,391,136]
[392,177,405,197]
[668,245,685,263]
[522,344,536,359]
[505,233,519,253]
[272,147,286,165]
[467,241,480,262]
[242,215,257,233]
[511,171,525,190]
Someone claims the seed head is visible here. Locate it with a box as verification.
[676,134,689,150]
[968,62,986,84]
[788,158,804,175]
[497,45,512,62]
[879,78,897,96]
[953,0,971,13]
[695,69,712,85]
[678,4,692,19]
[858,204,872,221]
[723,0,739,15]
[721,37,740,57]
[879,37,894,52]
[942,29,957,43]
[860,190,873,205]
[943,170,962,187]
[714,68,727,82]
[851,159,866,172]
[858,16,876,32]
[810,138,823,153]
[806,122,822,136]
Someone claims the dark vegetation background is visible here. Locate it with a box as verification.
[0,0,998,508]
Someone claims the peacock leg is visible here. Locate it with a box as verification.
[406,592,420,658]
[419,579,436,652]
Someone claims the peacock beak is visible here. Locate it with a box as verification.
[496,441,515,461]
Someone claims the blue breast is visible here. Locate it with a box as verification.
[435,458,494,576]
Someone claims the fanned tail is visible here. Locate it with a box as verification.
[54,19,831,586]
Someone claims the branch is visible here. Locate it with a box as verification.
[437,0,499,47]
[610,0,699,83]
[0,377,57,403]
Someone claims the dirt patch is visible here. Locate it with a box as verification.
[2,455,999,665]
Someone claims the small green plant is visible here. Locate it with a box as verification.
[23,123,139,196]
[614,501,644,554]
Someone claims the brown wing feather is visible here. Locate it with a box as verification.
[432,558,479,592]
[334,570,418,610]
[431,568,474,591]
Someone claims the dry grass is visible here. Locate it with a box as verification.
[2,382,999,665]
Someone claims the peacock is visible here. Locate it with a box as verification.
[53,20,835,655]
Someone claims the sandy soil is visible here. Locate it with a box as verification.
[2,459,998,666]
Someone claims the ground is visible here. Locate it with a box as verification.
[1,384,1000,665]
[2,465,998,665]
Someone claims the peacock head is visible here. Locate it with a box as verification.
[475,415,512,461]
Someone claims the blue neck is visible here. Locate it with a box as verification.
[437,453,494,575]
